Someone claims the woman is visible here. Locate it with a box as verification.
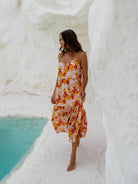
[51,29,88,172]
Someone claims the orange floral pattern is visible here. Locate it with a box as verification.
[51,58,87,143]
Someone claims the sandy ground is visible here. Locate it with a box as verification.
[0,95,106,184]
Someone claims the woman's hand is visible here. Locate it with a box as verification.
[51,93,56,104]
[80,89,86,100]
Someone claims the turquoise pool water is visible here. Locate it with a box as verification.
[0,117,48,181]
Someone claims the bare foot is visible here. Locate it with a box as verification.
[67,135,80,171]
[67,159,76,171]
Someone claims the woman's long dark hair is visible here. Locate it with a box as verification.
[59,29,83,56]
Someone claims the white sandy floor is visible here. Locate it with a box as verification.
[0,95,106,184]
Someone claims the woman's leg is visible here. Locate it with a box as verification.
[67,134,80,171]
[77,130,81,147]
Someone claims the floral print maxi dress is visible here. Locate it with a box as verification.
[51,58,87,143]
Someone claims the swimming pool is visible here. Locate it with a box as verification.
[0,117,48,181]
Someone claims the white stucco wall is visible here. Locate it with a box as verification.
[0,0,137,184]
[0,0,95,103]
[88,0,138,183]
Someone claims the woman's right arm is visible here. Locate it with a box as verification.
[51,78,57,104]
[52,80,57,96]
[52,53,61,96]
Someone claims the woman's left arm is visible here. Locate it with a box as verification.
[80,51,88,91]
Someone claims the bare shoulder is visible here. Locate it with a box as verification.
[76,50,87,59]
[80,50,87,58]
[58,52,62,62]
[78,51,88,71]
[58,52,62,58]
[77,51,87,63]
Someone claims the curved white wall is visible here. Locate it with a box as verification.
[0,0,95,103]
[0,0,137,184]
[88,0,138,183]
